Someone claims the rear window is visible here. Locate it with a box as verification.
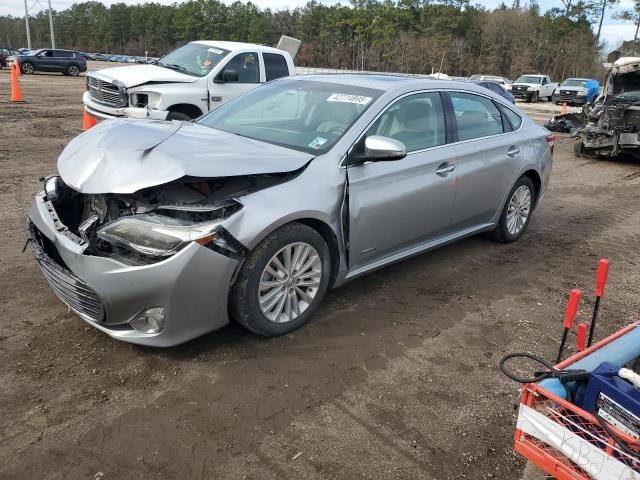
[450,92,505,141]
[54,50,74,58]
[502,107,523,130]
[264,53,289,82]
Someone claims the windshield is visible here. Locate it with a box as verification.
[562,79,587,87]
[515,75,542,84]
[157,43,230,77]
[198,79,383,154]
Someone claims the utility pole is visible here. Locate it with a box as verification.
[47,0,55,49]
[23,0,32,49]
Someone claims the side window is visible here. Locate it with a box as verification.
[263,53,289,82]
[221,52,260,83]
[367,92,445,152]
[487,83,502,94]
[450,92,504,141]
[38,50,53,57]
[502,107,523,130]
[53,50,72,58]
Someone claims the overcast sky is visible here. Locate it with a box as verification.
[1,0,637,50]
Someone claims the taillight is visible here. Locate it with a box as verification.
[545,134,555,155]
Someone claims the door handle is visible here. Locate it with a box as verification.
[507,146,521,157]
[435,163,456,176]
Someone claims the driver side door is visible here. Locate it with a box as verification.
[347,92,458,270]
[208,52,262,111]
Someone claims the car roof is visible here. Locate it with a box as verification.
[285,74,513,101]
[192,40,289,55]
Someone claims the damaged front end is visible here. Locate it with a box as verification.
[545,57,640,158]
[44,175,258,265]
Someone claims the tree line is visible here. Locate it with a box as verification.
[0,0,620,80]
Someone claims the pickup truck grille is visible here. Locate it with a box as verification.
[87,76,127,108]
[559,90,578,98]
[512,85,529,93]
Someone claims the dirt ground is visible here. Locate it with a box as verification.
[1,66,639,480]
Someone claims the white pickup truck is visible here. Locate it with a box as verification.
[83,41,296,121]
[510,74,558,102]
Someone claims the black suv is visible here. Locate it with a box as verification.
[11,49,87,76]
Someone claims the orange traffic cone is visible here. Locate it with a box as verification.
[561,101,567,114]
[10,63,25,102]
[82,109,97,130]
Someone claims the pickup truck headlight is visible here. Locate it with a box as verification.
[577,91,586,97]
[527,86,535,91]
[97,214,221,257]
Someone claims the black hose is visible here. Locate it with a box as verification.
[499,352,590,384]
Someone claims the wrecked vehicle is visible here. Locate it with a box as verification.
[28,75,553,346]
[551,77,600,105]
[547,57,640,157]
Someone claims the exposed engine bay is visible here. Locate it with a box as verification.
[44,173,294,265]
[544,56,640,158]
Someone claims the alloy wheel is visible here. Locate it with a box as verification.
[22,63,34,74]
[68,65,79,76]
[506,185,532,235]
[258,242,322,323]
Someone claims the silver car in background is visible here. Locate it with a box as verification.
[27,75,554,346]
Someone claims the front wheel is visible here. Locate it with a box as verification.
[230,223,331,336]
[166,111,192,121]
[490,176,535,243]
[21,62,34,74]
[530,91,539,103]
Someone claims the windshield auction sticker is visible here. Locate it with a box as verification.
[327,93,372,105]
[308,137,328,149]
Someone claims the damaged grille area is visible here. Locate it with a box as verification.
[87,76,127,108]
[28,222,104,322]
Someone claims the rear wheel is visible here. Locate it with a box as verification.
[230,222,331,337]
[66,64,80,76]
[490,176,535,243]
[21,62,34,74]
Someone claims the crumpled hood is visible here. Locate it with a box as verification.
[89,64,198,88]
[58,119,314,194]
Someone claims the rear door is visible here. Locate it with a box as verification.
[347,91,458,268]
[53,50,73,71]
[209,51,262,110]
[446,91,523,231]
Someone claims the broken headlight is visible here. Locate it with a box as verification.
[97,214,221,257]
[44,176,61,202]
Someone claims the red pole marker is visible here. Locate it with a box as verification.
[557,289,581,364]
[577,323,587,352]
[588,259,610,347]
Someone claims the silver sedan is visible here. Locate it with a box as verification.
[27,75,554,346]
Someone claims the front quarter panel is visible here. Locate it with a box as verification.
[221,152,348,275]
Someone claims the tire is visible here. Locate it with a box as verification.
[574,138,585,157]
[490,176,536,243]
[230,222,332,337]
[530,91,539,103]
[21,62,34,74]
[166,111,192,121]
[66,64,80,76]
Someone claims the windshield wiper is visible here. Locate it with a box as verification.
[158,62,187,73]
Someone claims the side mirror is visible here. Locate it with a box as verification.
[215,69,239,83]
[346,136,407,166]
